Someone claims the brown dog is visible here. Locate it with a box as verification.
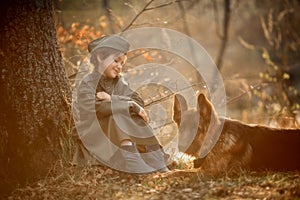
[173,93,300,174]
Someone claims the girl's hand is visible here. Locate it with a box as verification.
[129,101,150,123]
[138,108,150,124]
[96,91,111,101]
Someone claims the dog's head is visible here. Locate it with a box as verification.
[173,93,219,157]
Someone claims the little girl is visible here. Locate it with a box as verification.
[76,35,169,173]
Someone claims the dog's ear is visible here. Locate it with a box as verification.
[173,94,188,126]
[197,93,213,121]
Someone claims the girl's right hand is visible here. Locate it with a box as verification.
[130,101,150,123]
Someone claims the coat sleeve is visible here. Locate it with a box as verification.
[95,97,142,118]
[77,78,137,119]
[95,98,128,118]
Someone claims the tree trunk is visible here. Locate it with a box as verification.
[0,0,71,195]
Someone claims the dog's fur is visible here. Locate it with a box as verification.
[173,93,300,174]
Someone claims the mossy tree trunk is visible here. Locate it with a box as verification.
[0,0,71,195]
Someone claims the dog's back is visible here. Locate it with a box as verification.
[173,93,300,173]
[245,123,300,170]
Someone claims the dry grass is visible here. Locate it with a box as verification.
[5,160,300,200]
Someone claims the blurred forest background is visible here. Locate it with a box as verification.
[55,0,300,128]
[1,0,300,198]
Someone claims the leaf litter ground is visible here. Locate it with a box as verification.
[5,161,300,200]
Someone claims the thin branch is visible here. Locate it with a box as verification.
[123,2,139,15]
[145,0,191,11]
[148,0,200,26]
[122,0,192,32]
[238,36,256,50]
[144,82,207,107]
[226,83,261,105]
[122,0,154,32]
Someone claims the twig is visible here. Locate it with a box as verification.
[238,36,256,50]
[145,0,191,11]
[122,0,192,32]
[226,83,261,105]
[144,82,206,107]
[122,0,154,32]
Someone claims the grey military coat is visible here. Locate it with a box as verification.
[73,70,159,165]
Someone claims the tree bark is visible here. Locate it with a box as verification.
[0,0,71,195]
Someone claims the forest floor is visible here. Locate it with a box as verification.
[5,162,300,200]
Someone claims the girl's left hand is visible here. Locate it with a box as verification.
[138,108,150,123]
[96,91,111,101]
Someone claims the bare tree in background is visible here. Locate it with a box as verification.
[0,0,71,195]
[103,0,116,34]
[214,0,231,70]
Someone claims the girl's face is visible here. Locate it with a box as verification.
[103,54,127,79]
